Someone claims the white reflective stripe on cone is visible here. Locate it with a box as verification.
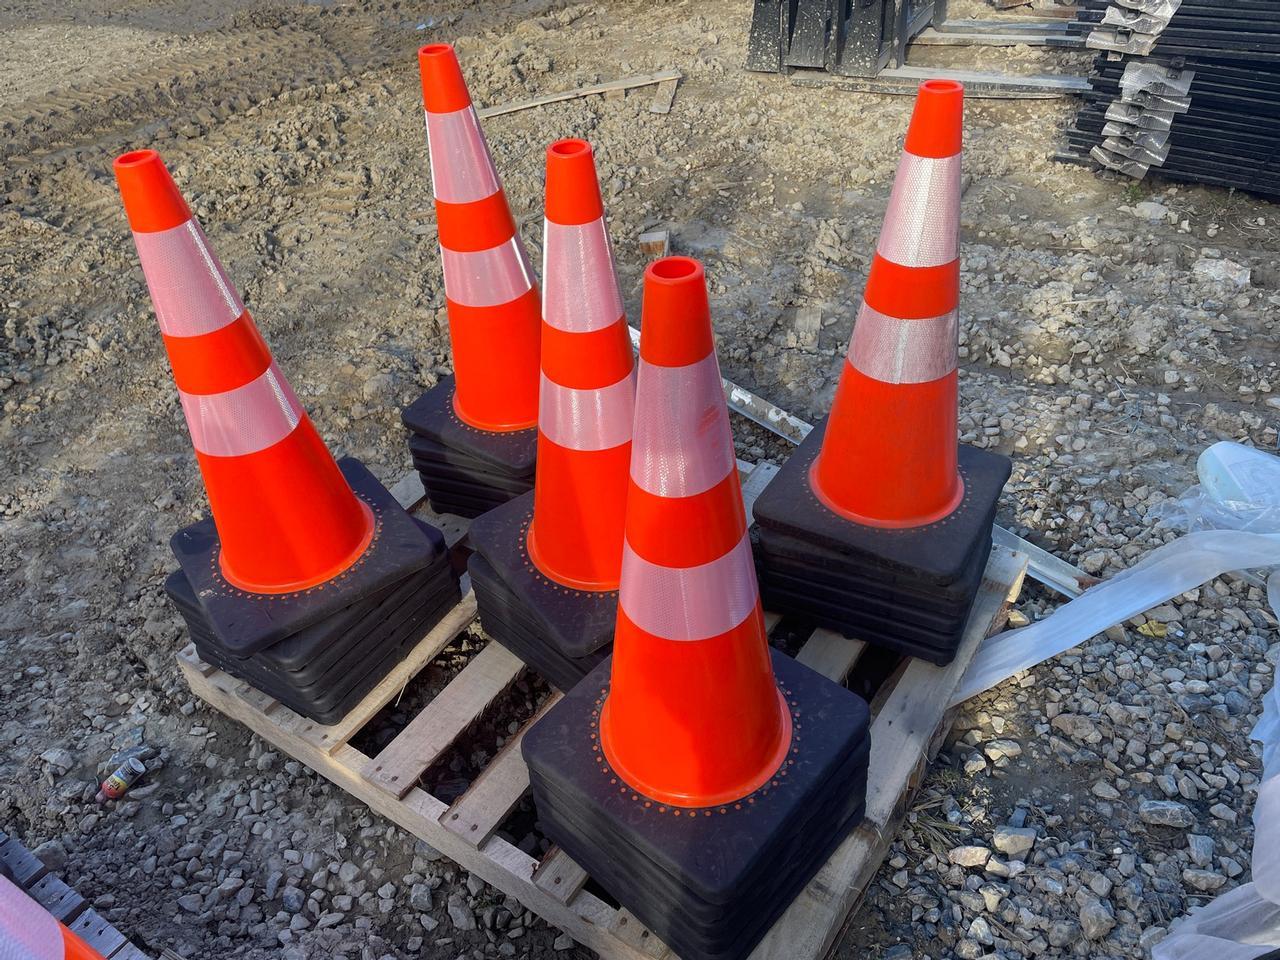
[541,218,625,333]
[847,301,958,384]
[875,152,961,269]
[424,106,500,205]
[619,530,757,642]
[0,875,64,960]
[131,220,245,338]
[538,369,635,452]
[440,236,535,308]
[629,352,736,499]
[179,361,303,458]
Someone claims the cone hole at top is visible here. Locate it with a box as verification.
[550,138,591,157]
[648,256,700,282]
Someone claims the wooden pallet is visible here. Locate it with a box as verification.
[177,462,1027,960]
[0,829,153,959]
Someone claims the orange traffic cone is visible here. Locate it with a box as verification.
[465,139,632,692]
[527,139,635,591]
[812,78,964,528]
[114,149,374,594]
[418,43,540,432]
[600,256,790,807]
[1,874,106,959]
[521,261,872,960]
[750,80,1011,667]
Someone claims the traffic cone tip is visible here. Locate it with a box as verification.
[903,79,963,159]
[544,138,604,225]
[419,43,472,114]
[114,149,192,234]
[638,257,713,367]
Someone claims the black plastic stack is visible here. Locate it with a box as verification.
[1056,0,1280,197]
[166,458,461,724]
[523,650,871,960]
[466,492,613,692]
[751,424,1010,666]
[401,375,536,519]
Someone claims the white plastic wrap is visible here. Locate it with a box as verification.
[953,442,1280,957]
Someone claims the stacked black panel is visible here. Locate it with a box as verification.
[1057,0,1280,197]
[401,376,536,518]
[166,459,461,723]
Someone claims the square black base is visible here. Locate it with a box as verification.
[751,422,1010,587]
[170,457,446,657]
[166,512,461,724]
[469,553,609,692]
[466,491,616,687]
[523,650,870,960]
[401,377,536,519]
[197,591,457,723]
[750,423,1008,665]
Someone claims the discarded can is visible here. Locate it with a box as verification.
[96,757,146,804]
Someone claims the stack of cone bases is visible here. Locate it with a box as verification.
[751,80,1011,666]
[467,139,633,692]
[522,258,872,960]
[115,150,460,724]
[401,43,540,518]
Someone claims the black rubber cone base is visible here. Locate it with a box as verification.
[186,591,455,727]
[170,458,446,657]
[466,492,617,685]
[750,422,1008,665]
[523,650,870,960]
[469,553,608,692]
[401,377,536,518]
[751,421,1010,587]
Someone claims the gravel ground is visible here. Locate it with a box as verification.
[1,1,1278,958]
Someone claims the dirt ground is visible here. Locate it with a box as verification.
[2,1,1278,958]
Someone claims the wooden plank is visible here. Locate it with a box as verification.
[740,461,779,515]
[27,872,86,923]
[648,77,679,114]
[442,693,562,847]
[287,593,478,754]
[67,909,127,957]
[235,683,279,716]
[913,26,1059,45]
[0,834,47,888]
[389,471,426,511]
[609,908,671,959]
[109,945,153,960]
[362,641,524,799]
[477,70,682,120]
[533,847,590,905]
[795,629,866,684]
[748,547,1027,960]
[176,657,652,960]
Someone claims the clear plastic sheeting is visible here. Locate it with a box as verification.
[952,442,1280,958]
[1119,61,1196,97]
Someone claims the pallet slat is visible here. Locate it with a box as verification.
[748,547,1028,960]
[442,693,562,846]
[795,629,867,683]
[290,594,479,754]
[533,847,590,905]
[67,908,127,957]
[362,641,525,800]
[27,872,86,923]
